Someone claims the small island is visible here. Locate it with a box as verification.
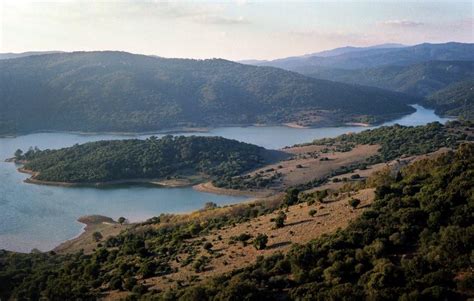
[13,135,286,186]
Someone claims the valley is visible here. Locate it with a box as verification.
[0,38,472,300]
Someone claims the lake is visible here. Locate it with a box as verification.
[0,105,451,252]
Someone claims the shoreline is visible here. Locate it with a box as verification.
[0,105,454,139]
[0,120,378,139]
[17,167,203,188]
[193,181,271,197]
[53,215,126,254]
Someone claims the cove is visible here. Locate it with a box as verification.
[0,105,452,252]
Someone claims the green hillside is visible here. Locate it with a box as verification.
[255,42,474,71]
[0,51,417,135]
[172,143,474,300]
[17,135,279,183]
[424,79,474,120]
[1,126,472,300]
[304,61,474,97]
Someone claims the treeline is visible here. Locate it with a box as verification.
[1,143,473,299]
[424,79,474,121]
[0,201,278,300]
[2,142,472,300]
[0,51,417,136]
[17,135,276,183]
[308,121,472,164]
[166,143,474,300]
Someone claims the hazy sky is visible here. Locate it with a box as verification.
[1,0,472,60]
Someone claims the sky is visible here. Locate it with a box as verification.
[0,0,472,61]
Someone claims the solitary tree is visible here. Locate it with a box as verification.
[253,233,268,250]
[14,149,23,159]
[274,211,287,228]
[118,217,127,225]
[348,198,361,209]
[204,202,217,210]
[203,242,213,253]
[92,231,103,242]
[283,188,300,207]
[309,209,317,217]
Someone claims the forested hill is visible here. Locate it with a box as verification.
[17,135,281,183]
[251,42,474,71]
[424,79,474,120]
[1,138,473,300]
[303,61,474,98]
[168,144,474,300]
[0,51,417,135]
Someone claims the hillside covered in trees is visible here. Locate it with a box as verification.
[0,51,418,136]
[303,61,474,98]
[168,143,474,300]
[244,43,474,120]
[251,42,474,71]
[306,121,468,164]
[1,141,473,300]
[424,79,474,120]
[17,135,280,184]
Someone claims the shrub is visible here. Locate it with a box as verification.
[203,242,213,252]
[309,209,317,217]
[253,234,268,250]
[348,198,361,209]
[283,188,300,207]
[92,231,103,242]
[274,211,287,228]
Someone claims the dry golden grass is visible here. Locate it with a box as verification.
[195,144,380,195]
[54,215,130,254]
[144,188,375,292]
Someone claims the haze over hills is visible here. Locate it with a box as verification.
[239,43,407,65]
[242,42,474,120]
[247,42,474,71]
[0,51,417,136]
[0,51,63,60]
[424,79,474,119]
[304,61,474,97]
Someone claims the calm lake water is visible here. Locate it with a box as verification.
[0,105,451,252]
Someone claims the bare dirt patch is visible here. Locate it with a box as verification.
[144,188,375,292]
[54,215,130,254]
[250,144,379,190]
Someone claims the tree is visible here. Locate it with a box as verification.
[203,242,213,252]
[274,211,287,228]
[117,217,127,225]
[92,231,103,242]
[109,276,122,290]
[14,149,23,159]
[348,198,361,209]
[204,202,218,210]
[283,188,300,207]
[309,209,317,217]
[253,234,268,250]
[139,261,155,278]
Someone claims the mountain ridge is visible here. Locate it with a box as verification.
[247,42,474,71]
[0,51,417,135]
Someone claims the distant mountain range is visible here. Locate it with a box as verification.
[0,51,416,136]
[242,42,474,120]
[244,42,474,71]
[304,61,474,97]
[239,43,407,65]
[0,51,63,60]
